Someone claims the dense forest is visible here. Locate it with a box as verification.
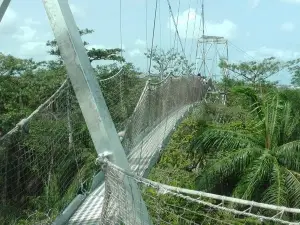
[146,61,300,223]
[0,28,148,224]
[1,27,300,224]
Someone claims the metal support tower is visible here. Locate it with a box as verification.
[196,0,229,105]
[196,35,229,81]
[0,0,152,224]
[195,0,229,82]
[197,36,229,105]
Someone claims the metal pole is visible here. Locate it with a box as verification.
[224,40,229,104]
[0,0,11,22]
[226,40,229,78]
[42,0,151,224]
[201,0,205,77]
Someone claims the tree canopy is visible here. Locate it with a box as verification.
[145,46,195,78]
[46,28,125,64]
[219,57,299,86]
[2,25,300,224]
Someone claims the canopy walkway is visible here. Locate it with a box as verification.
[2,71,300,225]
[1,0,300,224]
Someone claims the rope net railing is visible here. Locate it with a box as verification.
[122,75,208,156]
[100,159,300,225]
[66,75,211,225]
[99,69,147,132]
[0,79,97,225]
[0,68,146,225]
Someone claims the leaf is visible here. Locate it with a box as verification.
[276,140,300,171]
[285,169,300,208]
[232,152,274,200]
[197,128,259,152]
[261,162,288,206]
[196,147,262,192]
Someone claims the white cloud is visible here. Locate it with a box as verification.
[69,3,85,17]
[0,10,48,60]
[205,20,237,39]
[6,20,52,60]
[86,44,106,50]
[17,41,54,60]
[8,18,50,59]
[168,8,237,39]
[280,0,300,3]
[135,39,146,46]
[0,7,18,34]
[24,18,41,26]
[249,0,260,8]
[246,46,300,60]
[129,49,142,57]
[280,22,295,32]
[13,26,37,42]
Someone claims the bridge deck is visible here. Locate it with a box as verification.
[67,105,191,224]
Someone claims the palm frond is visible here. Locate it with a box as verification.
[231,86,264,121]
[278,102,298,144]
[275,140,300,171]
[264,95,280,149]
[284,169,300,208]
[196,147,262,192]
[232,152,274,200]
[196,128,260,152]
[261,162,288,206]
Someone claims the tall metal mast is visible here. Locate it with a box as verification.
[201,0,206,77]
[196,0,230,105]
[197,0,229,82]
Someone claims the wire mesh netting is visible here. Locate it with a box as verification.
[123,75,207,155]
[67,75,210,224]
[99,69,147,132]
[0,80,97,224]
[101,160,300,225]
[0,68,146,225]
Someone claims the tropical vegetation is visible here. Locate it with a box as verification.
[146,58,300,224]
[1,26,300,225]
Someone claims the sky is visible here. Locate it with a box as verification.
[0,0,300,84]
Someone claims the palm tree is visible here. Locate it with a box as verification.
[192,87,300,208]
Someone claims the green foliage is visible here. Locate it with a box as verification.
[145,108,263,224]
[279,88,300,114]
[144,56,300,224]
[0,50,143,224]
[144,52,300,222]
[291,69,300,86]
[46,28,125,64]
[287,58,300,86]
[148,113,201,186]
[145,46,195,78]
[3,36,300,224]
[0,65,66,134]
[96,62,147,130]
[219,57,294,86]
[192,89,300,216]
[0,53,44,76]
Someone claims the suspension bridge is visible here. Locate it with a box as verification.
[1,0,300,224]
